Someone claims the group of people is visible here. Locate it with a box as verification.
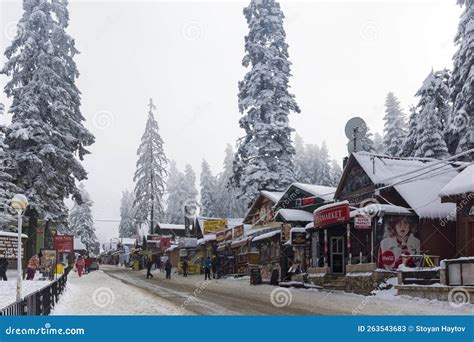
[146,256,172,280]
[75,255,94,277]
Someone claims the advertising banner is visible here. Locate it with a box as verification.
[53,235,74,253]
[233,225,244,239]
[354,215,371,229]
[204,219,227,234]
[216,231,225,243]
[225,229,233,241]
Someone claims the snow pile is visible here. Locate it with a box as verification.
[0,270,52,309]
[291,183,336,201]
[261,191,285,203]
[276,209,313,222]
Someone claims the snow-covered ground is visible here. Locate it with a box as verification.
[51,269,184,315]
[0,270,53,309]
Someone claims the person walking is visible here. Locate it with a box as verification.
[146,257,153,279]
[165,259,172,279]
[85,255,93,274]
[0,258,8,281]
[26,254,40,280]
[204,256,212,280]
[76,256,85,277]
[182,258,188,277]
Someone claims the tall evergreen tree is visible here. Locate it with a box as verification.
[214,145,247,218]
[329,159,342,187]
[446,0,474,157]
[373,132,384,154]
[133,99,168,234]
[118,190,136,238]
[1,0,95,230]
[200,160,217,217]
[164,161,187,224]
[317,141,332,186]
[67,184,97,251]
[400,106,420,157]
[413,70,450,158]
[383,92,407,156]
[233,0,300,202]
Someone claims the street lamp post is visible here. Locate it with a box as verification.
[11,194,28,302]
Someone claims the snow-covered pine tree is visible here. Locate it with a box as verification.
[118,190,136,238]
[0,102,20,229]
[400,106,420,157]
[133,99,168,234]
[329,160,342,187]
[303,144,320,184]
[233,0,300,202]
[214,144,247,218]
[165,161,187,224]
[373,133,384,154]
[316,142,332,186]
[446,0,474,157]
[67,184,97,251]
[2,0,95,229]
[294,134,307,183]
[383,92,407,156]
[200,160,217,217]
[413,70,450,158]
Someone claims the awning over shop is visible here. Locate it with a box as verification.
[252,230,280,243]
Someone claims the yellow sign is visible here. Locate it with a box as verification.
[204,219,227,234]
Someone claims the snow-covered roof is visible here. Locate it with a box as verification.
[0,231,27,238]
[314,200,349,214]
[158,223,185,230]
[276,209,313,222]
[120,238,136,246]
[290,227,307,234]
[260,191,285,203]
[305,222,314,230]
[197,234,216,246]
[349,204,413,218]
[439,165,474,197]
[74,238,86,251]
[252,230,280,243]
[352,153,459,219]
[292,183,336,201]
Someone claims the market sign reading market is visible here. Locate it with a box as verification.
[314,202,350,228]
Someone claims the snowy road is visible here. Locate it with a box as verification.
[101,265,471,316]
[51,269,183,315]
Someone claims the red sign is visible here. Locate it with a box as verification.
[302,197,316,206]
[53,235,74,253]
[354,215,371,229]
[314,203,350,228]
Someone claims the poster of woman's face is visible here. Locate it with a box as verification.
[377,216,421,270]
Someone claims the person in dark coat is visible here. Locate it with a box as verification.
[182,258,188,277]
[204,256,212,280]
[146,258,153,279]
[0,258,8,281]
[165,259,172,279]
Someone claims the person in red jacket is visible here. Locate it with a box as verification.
[85,256,93,274]
[76,256,85,277]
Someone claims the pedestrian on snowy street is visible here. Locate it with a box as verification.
[26,254,40,280]
[182,258,188,277]
[204,256,211,280]
[76,256,85,277]
[146,258,153,279]
[0,258,8,281]
[165,259,172,279]
[85,255,93,274]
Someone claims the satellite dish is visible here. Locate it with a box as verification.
[345,117,368,140]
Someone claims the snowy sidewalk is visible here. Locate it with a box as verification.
[51,269,182,315]
[0,270,53,309]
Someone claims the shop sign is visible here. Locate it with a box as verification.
[233,225,244,239]
[160,237,171,251]
[53,235,74,253]
[281,223,291,242]
[216,231,225,243]
[225,229,233,241]
[40,249,57,271]
[291,230,306,246]
[314,203,350,228]
[354,215,371,229]
[204,219,227,234]
[0,235,25,259]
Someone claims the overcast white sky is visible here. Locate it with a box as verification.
[0,0,462,243]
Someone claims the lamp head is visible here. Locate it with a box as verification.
[11,194,28,211]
